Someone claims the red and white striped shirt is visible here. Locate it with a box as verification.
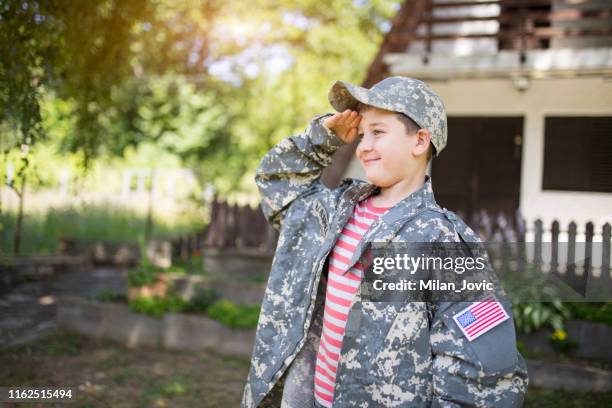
[314,195,390,407]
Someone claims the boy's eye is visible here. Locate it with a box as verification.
[357,130,383,139]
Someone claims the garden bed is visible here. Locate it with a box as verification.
[57,295,256,357]
[518,319,612,364]
[124,258,266,306]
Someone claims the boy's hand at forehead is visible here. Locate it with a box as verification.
[323,109,362,144]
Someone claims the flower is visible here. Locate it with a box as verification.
[550,329,567,341]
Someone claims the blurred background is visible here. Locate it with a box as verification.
[1,0,611,406]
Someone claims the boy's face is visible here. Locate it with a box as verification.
[355,107,425,187]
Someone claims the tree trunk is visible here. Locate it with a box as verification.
[144,168,155,243]
[14,173,26,256]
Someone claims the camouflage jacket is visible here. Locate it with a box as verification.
[241,113,529,407]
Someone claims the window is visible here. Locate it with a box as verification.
[542,117,612,193]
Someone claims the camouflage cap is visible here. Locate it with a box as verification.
[328,76,447,156]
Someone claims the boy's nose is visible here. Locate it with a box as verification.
[358,133,375,150]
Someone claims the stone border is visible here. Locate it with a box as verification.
[59,238,141,266]
[56,295,255,357]
[55,297,612,392]
[519,320,612,363]
[203,247,272,281]
[165,273,266,306]
[526,359,612,392]
[0,255,91,292]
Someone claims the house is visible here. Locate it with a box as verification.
[322,0,612,242]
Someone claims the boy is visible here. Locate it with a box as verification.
[242,76,528,407]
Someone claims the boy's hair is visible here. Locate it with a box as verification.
[356,102,436,161]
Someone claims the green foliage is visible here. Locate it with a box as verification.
[126,255,207,287]
[0,0,48,149]
[2,0,403,196]
[548,329,578,355]
[243,273,266,284]
[129,294,189,318]
[126,264,160,288]
[0,204,203,255]
[100,75,233,163]
[205,299,260,329]
[95,287,127,302]
[512,301,571,335]
[513,301,612,338]
[126,292,257,329]
[168,254,206,276]
[158,378,191,397]
[183,288,222,314]
[566,302,612,326]
[1,0,152,157]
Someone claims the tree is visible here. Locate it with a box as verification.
[1,0,403,254]
[1,0,156,253]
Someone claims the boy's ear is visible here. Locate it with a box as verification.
[413,128,431,158]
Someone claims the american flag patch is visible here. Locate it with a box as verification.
[452,295,509,341]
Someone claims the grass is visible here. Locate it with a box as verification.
[95,287,128,302]
[525,387,612,407]
[0,331,250,407]
[0,331,84,358]
[1,332,610,407]
[0,203,205,255]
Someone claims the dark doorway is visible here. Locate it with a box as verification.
[431,117,523,217]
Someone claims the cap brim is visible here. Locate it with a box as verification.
[328,80,436,153]
[328,80,394,113]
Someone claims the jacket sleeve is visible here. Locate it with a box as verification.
[429,295,529,407]
[421,211,528,407]
[427,233,529,407]
[254,112,346,230]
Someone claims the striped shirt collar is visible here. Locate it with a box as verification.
[348,175,437,225]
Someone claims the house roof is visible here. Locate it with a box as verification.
[320,0,612,188]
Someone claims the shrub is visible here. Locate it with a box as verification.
[167,254,206,275]
[566,302,612,326]
[205,299,260,329]
[126,291,259,329]
[126,263,160,287]
[512,300,571,335]
[183,288,222,314]
[128,295,189,318]
[95,287,127,302]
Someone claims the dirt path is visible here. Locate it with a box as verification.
[0,331,250,407]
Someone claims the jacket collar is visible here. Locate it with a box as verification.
[348,175,437,226]
[337,175,438,276]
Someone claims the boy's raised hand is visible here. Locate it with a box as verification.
[323,109,362,144]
